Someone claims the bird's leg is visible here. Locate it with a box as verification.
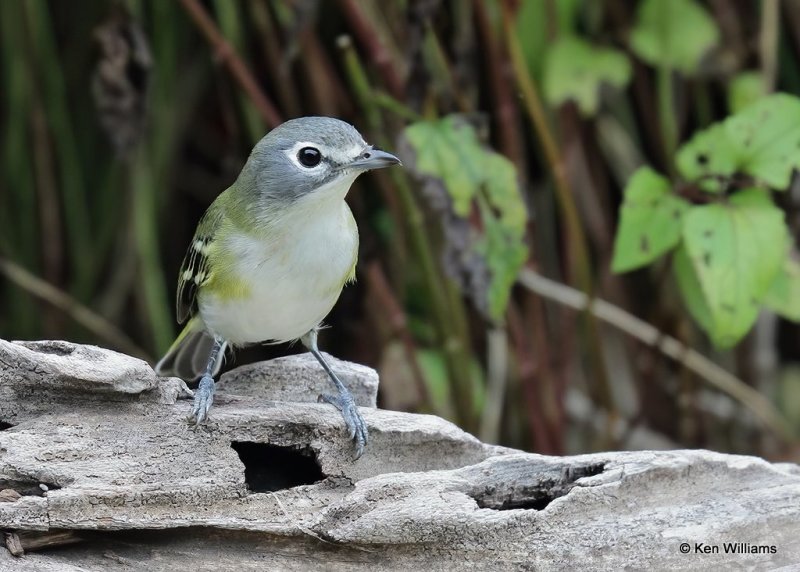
[301,329,368,459]
[189,336,224,426]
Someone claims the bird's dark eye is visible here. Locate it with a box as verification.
[298,147,322,168]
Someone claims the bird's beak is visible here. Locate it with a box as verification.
[349,148,402,171]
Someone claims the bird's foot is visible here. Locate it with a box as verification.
[318,391,368,459]
[188,374,215,426]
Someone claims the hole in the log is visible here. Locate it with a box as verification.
[470,463,604,511]
[0,421,14,430]
[4,529,85,556]
[0,479,62,498]
[231,442,325,493]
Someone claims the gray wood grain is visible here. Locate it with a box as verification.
[0,339,798,570]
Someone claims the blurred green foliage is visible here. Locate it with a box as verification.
[403,115,528,322]
[630,0,720,74]
[611,167,689,273]
[614,94,800,348]
[679,189,787,347]
[543,36,631,115]
[1,0,800,458]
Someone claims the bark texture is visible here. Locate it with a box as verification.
[0,339,798,571]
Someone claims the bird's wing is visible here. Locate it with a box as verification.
[176,202,224,324]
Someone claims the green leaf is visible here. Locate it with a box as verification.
[611,167,690,272]
[675,124,739,193]
[482,153,527,233]
[543,36,631,115]
[514,0,586,82]
[681,189,788,347]
[764,257,800,322]
[677,93,800,190]
[476,217,528,321]
[404,118,483,217]
[727,71,766,114]
[478,152,529,321]
[630,0,720,74]
[403,116,528,322]
[725,94,800,188]
[674,244,714,334]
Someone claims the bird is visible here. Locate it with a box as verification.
[155,117,401,458]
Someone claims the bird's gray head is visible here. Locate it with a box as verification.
[237,117,400,208]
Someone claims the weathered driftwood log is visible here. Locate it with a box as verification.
[0,339,798,571]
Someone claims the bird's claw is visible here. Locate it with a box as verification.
[319,392,368,459]
[188,374,215,426]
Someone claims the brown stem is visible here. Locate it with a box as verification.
[249,0,301,118]
[605,0,668,171]
[783,0,800,62]
[337,0,405,98]
[365,261,433,411]
[709,0,747,66]
[501,3,590,294]
[760,0,780,92]
[502,1,616,427]
[560,104,614,258]
[529,294,568,454]
[178,0,282,128]
[0,258,151,361]
[517,268,794,441]
[508,301,559,454]
[472,0,526,173]
[300,28,355,117]
[30,88,64,337]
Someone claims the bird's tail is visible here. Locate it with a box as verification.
[154,317,227,380]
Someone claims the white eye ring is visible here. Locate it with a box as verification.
[297,146,322,168]
[285,141,327,171]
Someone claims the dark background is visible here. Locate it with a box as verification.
[1,0,799,460]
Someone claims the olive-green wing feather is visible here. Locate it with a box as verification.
[176,203,224,323]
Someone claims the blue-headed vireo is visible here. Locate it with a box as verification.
[155,117,401,458]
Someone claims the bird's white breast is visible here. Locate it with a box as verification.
[199,190,358,345]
